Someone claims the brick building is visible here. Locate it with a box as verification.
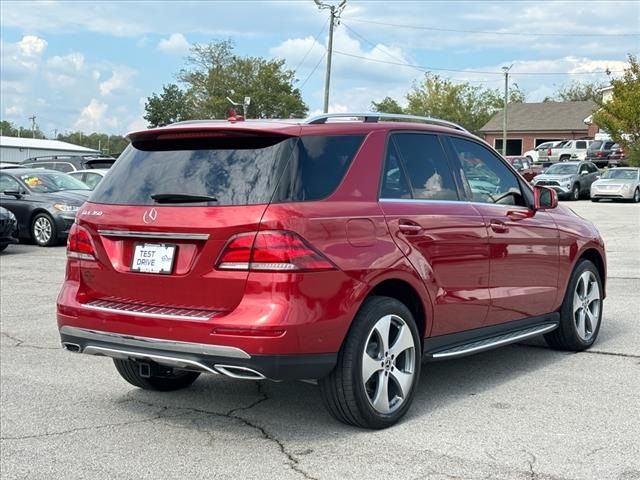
[479,101,598,155]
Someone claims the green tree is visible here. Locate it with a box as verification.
[593,54,640,166]
[371,97,405,114]
[0,121,45,139]
[144,84,194,128]
[389,74,525,134]
[0,120,19,136]
[145,40,308,123]
[57,132,129,156]
[544,80,607,102]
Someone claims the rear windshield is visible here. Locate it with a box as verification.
[84,160,115,169]
[589,141,603,150]
[90,134,364,206]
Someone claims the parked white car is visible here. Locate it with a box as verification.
[591,167,640,202]
[68,169,108,190]
[538,139,594,163]
[524,141,563,163]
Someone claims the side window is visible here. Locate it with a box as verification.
[0,175,22,192]
[392,133,458,200]
[604,142,615,149]
[84,173,102,189]
[380,141,411,199]
[587,163,598,173]
[522,159,531,169]
[576,141,587,149]
[511,159,523,170]
[449,137,524,206]
[53,162,74,173]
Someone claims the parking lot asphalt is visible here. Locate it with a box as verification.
[1,200,639,480]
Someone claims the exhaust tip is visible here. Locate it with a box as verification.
[62,342,81,353]
[214,364,266,380]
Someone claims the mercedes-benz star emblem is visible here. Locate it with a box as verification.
[143,208,158,224]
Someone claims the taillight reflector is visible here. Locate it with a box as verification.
[217,230,335,272]
[67,224,96,260]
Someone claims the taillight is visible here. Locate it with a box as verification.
[596,151,604,157]
[67,224,96,260]
[547,148,552,155]
[217,230,335,272]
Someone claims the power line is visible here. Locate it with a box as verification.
[293,17,329,73]
[343,17,640,38]
[300,50,327,89]
[341,22,410,66]
[331,50,623,76]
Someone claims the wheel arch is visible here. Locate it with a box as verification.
[578,248,606,297]
[367,278,429,342]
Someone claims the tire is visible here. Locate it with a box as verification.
[545,259,603,351]
[0,243,7,252]
[31,213,57,247]
[319,296,421,429]
[570,184,580,201]
[633,188,640,203]
[560,155,571,162]
[113,358,200,391]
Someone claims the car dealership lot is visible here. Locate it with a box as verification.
[1,201,639,480]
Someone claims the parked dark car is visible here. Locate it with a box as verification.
[20,154,116,173]
[504,156,543,182]
[58,112,606,429]
[585,140,616,168]
[0,206,19,251]
[608,144,626,166]
[0,168,90,246]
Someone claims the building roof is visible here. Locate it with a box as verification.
[479,100,597,133]
[0,136,99,153]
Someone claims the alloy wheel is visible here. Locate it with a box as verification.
[362,314,416,415]
[34,217,52,245]
[573,271,601,342]
[572,185,580,201]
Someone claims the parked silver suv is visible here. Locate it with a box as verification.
[531,161,600,200]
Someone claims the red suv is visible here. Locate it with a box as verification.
[57,113,606,428]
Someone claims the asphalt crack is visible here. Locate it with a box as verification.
[122,383,319,480]
[522,449,538,480]
[0,406,187,441]
[0,331,59,351]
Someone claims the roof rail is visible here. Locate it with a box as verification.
[303,112,468,132]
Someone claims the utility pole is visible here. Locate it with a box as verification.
[501,65,512,156]
[28,115,37,139]
[314,0,347,113]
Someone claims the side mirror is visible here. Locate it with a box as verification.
[3,190,23,199]
[580,171,588,176]
[534,186,558,210]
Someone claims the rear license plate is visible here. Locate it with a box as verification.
[131,243,176,274]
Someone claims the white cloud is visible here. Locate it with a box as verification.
[157,33,190,55]
[5,105,23,116]
[18,35,47,56]
[73,99,118,131]
[99,67,137,95]
[127,117,148,132]
[47,52,84,71]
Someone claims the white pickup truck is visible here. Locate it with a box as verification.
[537,139,594,164]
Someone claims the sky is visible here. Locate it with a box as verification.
[1,0,638,136]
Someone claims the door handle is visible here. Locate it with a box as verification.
[489,219,509,233]
[398,220,422,235]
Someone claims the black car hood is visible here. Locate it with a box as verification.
[35,190,91,205]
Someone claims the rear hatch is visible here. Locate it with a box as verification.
[75,129,298,313]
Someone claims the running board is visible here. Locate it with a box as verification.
[429,323,558,360]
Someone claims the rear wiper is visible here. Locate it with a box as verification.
[151,193,218,204]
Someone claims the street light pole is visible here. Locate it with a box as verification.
[501,65,513,156]
[315,0,347,113]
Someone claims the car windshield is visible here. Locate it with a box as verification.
[601,169,638,180]
[545,164,578,175]
[20,172,91,193]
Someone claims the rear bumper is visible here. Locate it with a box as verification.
[59,325,337,380]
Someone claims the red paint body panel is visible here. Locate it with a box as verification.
[57,120,606,362]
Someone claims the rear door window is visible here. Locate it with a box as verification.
[576,141,587,149]
[390,133,458,200]
[91,134,363,206]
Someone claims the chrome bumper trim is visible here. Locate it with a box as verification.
[83,299,214,321]
[59,326,251,359]
[98,230,209,241]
